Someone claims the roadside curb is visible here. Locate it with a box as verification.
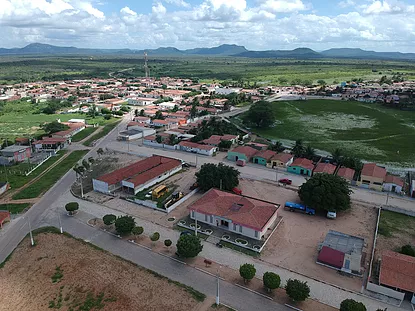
[194,267,225,280]
[234,283,273,300]
[284,304,303,311]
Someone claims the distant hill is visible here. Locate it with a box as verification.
[1,43,415,60]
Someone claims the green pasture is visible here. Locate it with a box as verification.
[247,99,415,165]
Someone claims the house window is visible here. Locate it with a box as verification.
[204,214,208,221]
[239,225,242,233]
[254,231,258,238]
[373,182,383,185]
[233,223,237,231]
[362,180,371,184]
[210,215,213,223]
[191,210,195,218]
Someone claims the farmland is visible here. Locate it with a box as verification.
[0,229,205,311]
[244,99,415,165]
[1,55,415,85]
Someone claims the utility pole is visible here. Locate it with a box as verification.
[194,216,198,237]
[58,212,63,234]
[216,266,221,306]
[80,176,84,198]
[276,170,279,186]
[27,217,34,246]
[220,179,223,191]
[195,155,198,168]
[385,192,390,206]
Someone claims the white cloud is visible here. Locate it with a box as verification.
[258,0,308,13]
[120,6,137,16]
[361,0,415,14]
[152,2,167,16]
[338,0,355,8]
[162,0,190,8]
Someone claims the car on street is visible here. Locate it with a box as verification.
[327,211,337,219]
[278,178,292,185]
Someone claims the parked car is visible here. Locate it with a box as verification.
[236,159,246,167]
[232,187,242,195]
[278,178,292,185]
[180,231,192,236]
[327,211,337,219]
[189,182,198,190]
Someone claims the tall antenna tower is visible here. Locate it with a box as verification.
[144,52,150,79]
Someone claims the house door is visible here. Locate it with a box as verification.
[254,158,258,164]
[300,169,304,175]
[392,185,396,192]
[344,259,350,270]
[220,220,229,228]
[235,156,239,161]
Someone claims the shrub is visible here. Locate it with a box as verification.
[400,244,415,257]
[150,232,160,242]
[239,263,256,284]
[65,202,79,215]
[103,214,116,226]
[114,215,135,236]
[164,239,172,247]
[176,234,203,258]
[263,272,281,292]
[340,299,366,311]
[285,279,310,302]
[131,226,144,236]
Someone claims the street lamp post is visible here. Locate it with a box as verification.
[27,217,34,246]
[58,212,63,234]
[385,192,390,206]
[216,266,221,305]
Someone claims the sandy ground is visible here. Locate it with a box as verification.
[0,233,201,311]
[238,178,377,291]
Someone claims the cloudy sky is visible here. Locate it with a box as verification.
[0,0,414,52]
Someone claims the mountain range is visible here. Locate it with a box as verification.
[1,43,415,60]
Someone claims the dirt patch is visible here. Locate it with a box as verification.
[0,233,202,311]
[238,178,377,292]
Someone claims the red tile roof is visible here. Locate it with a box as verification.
[384,174,404,187]
[231,146,258,159]
[317,246,345,269]
[201,134,237,146]
[380,250,415,292]
[253,150,277,161]
[271,153,293,163]
[313,162,336,174]
[337,167,355,181]
[97,156,181,187]
[179,141,216,151]
[361,163,387,180]
[189,189,278,231]
[290,158,314,170]
[0,210,10,224]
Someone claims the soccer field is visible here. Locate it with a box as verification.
[250,99,415,166]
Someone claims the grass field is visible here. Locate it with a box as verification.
[12,150,88,200]
[0,228,205,311]
[0,203,30,214]
[246,99,415,165]
[83,121,121,146]
[378,210,415,238]
[70,127,98,142]
[0,151,66,189]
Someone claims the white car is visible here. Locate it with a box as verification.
[327,211,337,219]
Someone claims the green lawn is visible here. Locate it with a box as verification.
[71,127,98,142]
[83,121,121,147]
[378,210,415,238]
[0,151,67,189]
[246,99,415,165]
[12,150,88,200]
[0,203,31,214]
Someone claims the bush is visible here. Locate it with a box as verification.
[239,263,256,283]
[150,232,160,242]
[285,279,310,302]
[114,215,135,236]
[131,226,144,236]
[164,239,172,247]
[176,234,203,258]
[340,299,366,311]
[65,202,79,215]
[400,244,415,257]
[103,214,116,226]
[263,272,281,292]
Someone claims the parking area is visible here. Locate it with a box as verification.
[238,178,377,291]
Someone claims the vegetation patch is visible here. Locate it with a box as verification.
[71,127,98,142]
[0,203,30,214]
[378,210,415,238]
[83,121,120,146]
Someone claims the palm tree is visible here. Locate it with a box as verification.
[292,139,305,158]
[331,148,344,164]
[269,141,285,152]
[304,145,316,160]
[97,148,104,160]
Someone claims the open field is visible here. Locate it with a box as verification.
[246,99,415,165]
[1,55,415,85]
[12,150,88,200]
[0,229,204,311]
[70,127,98,142]
[238,178,377,291]
[0,203,30,214]
[83,121,121,146]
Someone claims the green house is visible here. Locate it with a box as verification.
[287,158,314,176]
[252,150,277,166]
[227,146,258,162]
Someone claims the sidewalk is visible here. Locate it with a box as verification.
[53,190,399,311]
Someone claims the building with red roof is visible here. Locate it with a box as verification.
[32,137,68,152]
[288,158,314,176]
[383,174,405,194]
[201,134,238,147]
[336,167,355,183]
[0,210,10,229]
[357,163,387,191]
[227,146,258,162]
[93,155,182,195]
[252,150,277,166]
[313,162,337,175]
[189,188,279,240]
[268,153,294,169]
[178,141,218,156]
[380,251,415,297]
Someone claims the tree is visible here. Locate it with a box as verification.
[292,139,305,158]
[42,121,69,135]
[285,279,310,302]
[317,79,326,86]
[65,202,79,215]
[164,239,172,247]
[155,135,162,144]
[73,166,83,179]
[331,148,344,164]
[176,234,203,258]
[239,263,256,284]
[154,110,164,120]
[134,109,139,117]
[195,163,240,191]
[88,157,95,165]
[115,215,135,236]
[243,101,275,128]
[169,134,178,145]
[150,232,160,243]
[400,244,415,257]
[268,141,285,152]
[263,272,281,292]
[218,140,232,149]
[190,104,197,118]
[97,148,104,158]
[298,173,352,212]
[82,159,90,171]
[132,226,144,237]
[340,299,366,311]
[304,145,315,160]
[139,109,145,116]
[103,214,116,225]
[104,114,111,120]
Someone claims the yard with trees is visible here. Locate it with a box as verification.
[285,279,310,302]
[176,234,203,258]
[195,163,240,191]
[243,101,275,128]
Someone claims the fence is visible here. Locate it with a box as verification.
[366,282,405,304]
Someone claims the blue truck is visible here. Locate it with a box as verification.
[284,202,315,215]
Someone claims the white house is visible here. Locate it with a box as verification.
[127,97,158,106]
[178,141,217,156]
[189,189,279,241]
[383,174,404,194]
[214,87,241,95]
